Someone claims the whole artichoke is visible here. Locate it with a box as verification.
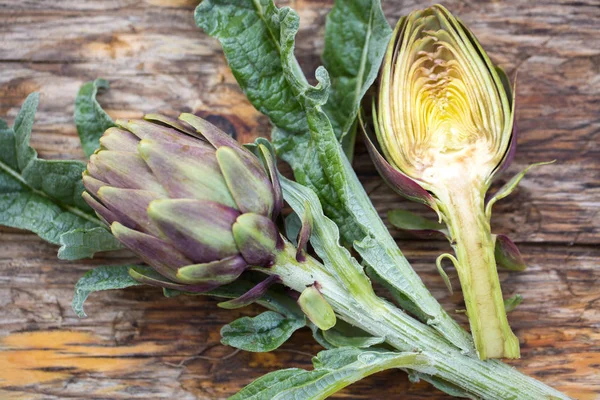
[83,113,283,292]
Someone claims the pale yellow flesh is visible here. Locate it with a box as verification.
[378,7,509,189]
[377,6,519,359]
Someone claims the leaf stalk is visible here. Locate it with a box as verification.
[265,241,568,399]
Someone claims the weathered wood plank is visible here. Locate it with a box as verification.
[0,0,598,398]
[0,0,597,243]
[1,234,598,398]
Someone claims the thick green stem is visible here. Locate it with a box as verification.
[265,241,568,400]
[440,185,519,359]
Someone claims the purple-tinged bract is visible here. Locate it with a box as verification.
[84,113,282,292]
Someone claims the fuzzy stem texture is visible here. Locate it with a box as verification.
[264,241,568,400]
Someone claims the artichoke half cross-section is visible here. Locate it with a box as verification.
[369,5,519,359]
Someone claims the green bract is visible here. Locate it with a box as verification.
[368,4,520,359]
[83,114,283,292]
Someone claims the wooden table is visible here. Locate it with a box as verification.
[1,0,598,398]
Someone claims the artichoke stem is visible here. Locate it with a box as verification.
[441,183,520,359]
[265,240,566,398]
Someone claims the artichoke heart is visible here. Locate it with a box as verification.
[376,5,513,192]
[370,5,520,360]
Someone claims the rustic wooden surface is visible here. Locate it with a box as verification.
[0,0,598,399]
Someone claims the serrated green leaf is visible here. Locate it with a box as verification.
[72,265,145,317]
[322,0,392,154]
[279,9,330,108]
[221,310,305,352]
[230,347,431,400]
[58,227,124,260]
[0,94,104,244]
[197,0,388,151]
[74,79,115,157]
[195,0,308,135]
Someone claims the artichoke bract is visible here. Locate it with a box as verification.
[367,5,519,359]
[82,113,283,293]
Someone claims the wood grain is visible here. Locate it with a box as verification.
[0,0,598,399]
